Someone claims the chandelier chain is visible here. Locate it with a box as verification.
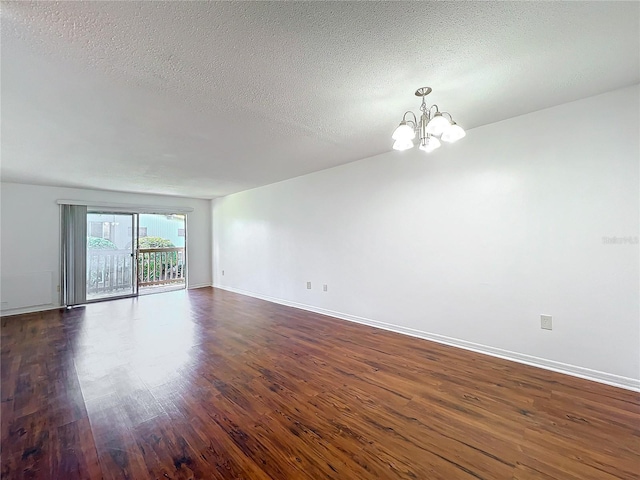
[420,97,428,115]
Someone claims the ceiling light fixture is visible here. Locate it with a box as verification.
[392,87,465,153]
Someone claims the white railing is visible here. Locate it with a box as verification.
[137,247,185,287]
[86,247,185,295]
[87,249,133,295]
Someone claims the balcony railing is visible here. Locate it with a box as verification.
[86,247,185,295]
[87,249,132,295]
[137,247,185,287]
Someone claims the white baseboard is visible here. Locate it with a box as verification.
[213,284,640,392]
[1,304,63,318]
[0,285,214,316]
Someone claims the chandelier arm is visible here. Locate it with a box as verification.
[428,104,440,115]
[402,111,418,125]
[440,112,454,122]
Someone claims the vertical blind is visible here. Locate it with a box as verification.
[61,204,87,306]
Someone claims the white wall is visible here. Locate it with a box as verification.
[1,183,212,314]
[212,85,640,389]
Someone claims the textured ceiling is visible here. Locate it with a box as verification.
[1,1,639,198]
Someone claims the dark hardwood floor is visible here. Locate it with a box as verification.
[1,287,638,479]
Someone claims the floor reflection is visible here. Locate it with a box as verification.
[73,291,199,403]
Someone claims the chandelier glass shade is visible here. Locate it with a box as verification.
[392,87,465,153]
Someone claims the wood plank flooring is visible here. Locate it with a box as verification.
[1,287,638,479]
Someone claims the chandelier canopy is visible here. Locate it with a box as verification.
[392,87,465,153]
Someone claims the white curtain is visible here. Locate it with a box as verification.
[61,204,87,306]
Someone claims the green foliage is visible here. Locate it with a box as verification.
[138,237,175,249]
[87,237,117,250]
[137,237,183,283]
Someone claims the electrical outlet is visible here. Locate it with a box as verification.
[222,270,225,276]
[323,284,328,292]
[541,315,552,330]
[56,285,61,292]
[306,281,312,289]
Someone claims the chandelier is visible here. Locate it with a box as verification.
[392,87,465,153]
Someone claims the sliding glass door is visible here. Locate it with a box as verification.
[137,213,186,294]
[62,205,188,306]
[86,213,136,300]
